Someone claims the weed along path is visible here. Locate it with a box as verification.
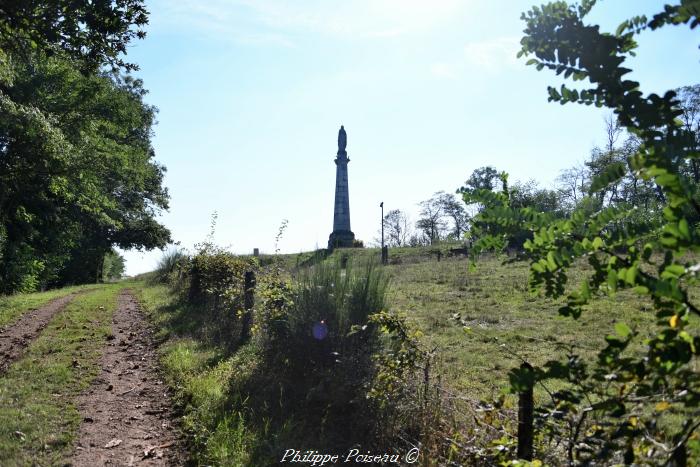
[71,290,183,466]
[0,291,82,374]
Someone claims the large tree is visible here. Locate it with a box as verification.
[416,192,449,244]
[0,1,168,292]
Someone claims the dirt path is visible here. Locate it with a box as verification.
[71,290,183,466]
[0,292,79,374]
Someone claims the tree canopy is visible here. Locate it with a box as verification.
[0,0,169,292]
[0,0,148,72]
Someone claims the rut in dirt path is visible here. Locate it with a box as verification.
[0,292,81,374]
[71,290,184,467]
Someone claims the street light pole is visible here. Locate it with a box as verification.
[380,202,384,249]
[380,202,388,265]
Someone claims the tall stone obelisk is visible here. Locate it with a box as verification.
[328,125,355,249]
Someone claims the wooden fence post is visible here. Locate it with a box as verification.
[517,362,534,461]
[671,443,687,467]
[240,270,255,342]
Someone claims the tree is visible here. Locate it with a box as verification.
[459,166,502,193]
[382,209,412,247]
[0,53,169,292]
[464,2,700,463]
[458,166,507,219]
[437,192,470,240]
[556,164,588,209]
[416,192,449,244]
[0,2,168,293]
[509,180,564,215]
[102,249,125,281]
[678,85,700,182]
[0,0,149,72]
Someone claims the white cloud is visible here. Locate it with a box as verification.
[463,36,522,71]
[427,36,522,79]
[150,0,469,45]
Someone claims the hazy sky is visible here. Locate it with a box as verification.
[120,0,700,275]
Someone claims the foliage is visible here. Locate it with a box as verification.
[0,55,170,292]
[101,249,125,281]
[459,166,503,194]
[463,1,700,463]
[416,191,467,244]
[0,2,167,294]
[0,0,149,72]
[366,310,426,406]
[152,248,188,285]
[257,258,388,382]
[239,258,397,458]
[188,249,252,308]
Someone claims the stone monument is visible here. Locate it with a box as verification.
[328,125,355,249]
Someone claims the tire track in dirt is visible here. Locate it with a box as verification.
[0,292,81,374]
[71,290,184,466]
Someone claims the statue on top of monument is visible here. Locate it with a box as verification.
[338,125,347,152]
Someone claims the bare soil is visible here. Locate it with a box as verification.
[71,291,184,466]
[0,292,78,374]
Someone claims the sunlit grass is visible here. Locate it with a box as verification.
[0,284,120,465]
[0,283,103,328]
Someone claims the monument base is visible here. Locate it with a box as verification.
[328,230,355,250]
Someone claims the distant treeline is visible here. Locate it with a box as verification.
[0,1,169,293]
[385,93,700,250]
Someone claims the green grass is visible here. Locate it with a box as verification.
[0,284,121,466]
[0,283,103,328]
[384,254,660,400]
[133,246,697,464]
[133,257,390,465]
[134,283,256,465]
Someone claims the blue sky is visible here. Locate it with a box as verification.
[120,0,700,275]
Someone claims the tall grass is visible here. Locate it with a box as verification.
[152,248,187,284]
[290,258,388,345]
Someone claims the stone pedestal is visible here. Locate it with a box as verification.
[328,230,355,249]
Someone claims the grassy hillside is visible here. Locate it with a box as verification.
[128,244,700,464]
[230,245,660,401]
[269,247,658,400]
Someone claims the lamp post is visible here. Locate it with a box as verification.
[380,202,388,264]
[380,202,384,249]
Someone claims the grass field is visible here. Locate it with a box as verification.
[129,244,686,464]
[134,283,258,465]
[252,246,656,398]
[0,245,688,465]
[382,253,659,400]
